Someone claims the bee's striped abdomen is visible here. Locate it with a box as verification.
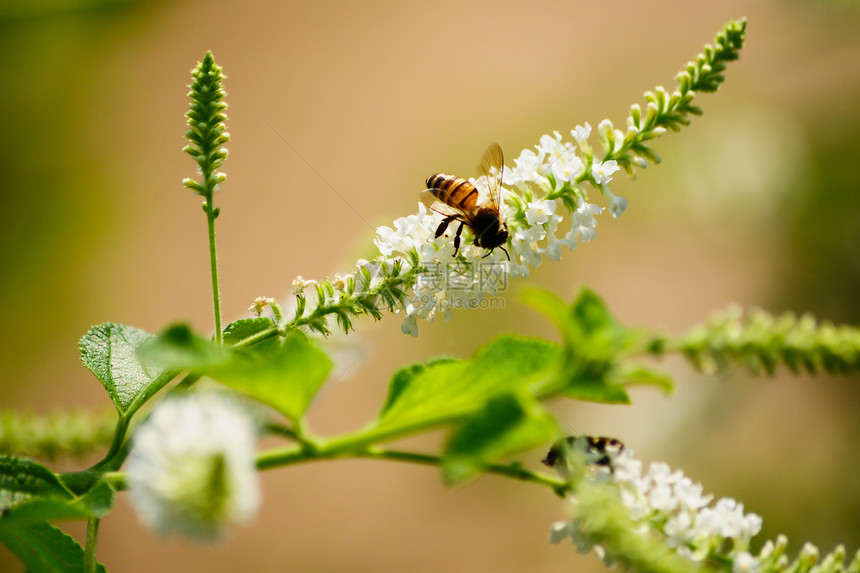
[425,173,478,211]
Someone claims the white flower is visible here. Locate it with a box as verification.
[524,199,557,226]
[248,296,275,316]
[549,154,584,185]
[292,276,317,296]
[572,123,592,146]
[545,228,576,261]
[591,160,620,186]
[648,462,683,486]
[648,483,679,513]
[126,393,261,541]
[331,273,352,291]
[374,203,437,257]
[511,225,546,269]
[741,513,763,540]
[538,131,565,158]
[567,201,602,244]
[549,446,763,567]
[674,477,712,511]
[664,510,694,547]
[537,132,581,189]
[603,188,628,217]
[291,124,637,336]
[504,148,545,188]
[401,311,419,337]
[733,551,759,573]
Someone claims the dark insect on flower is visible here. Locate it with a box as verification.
[542,435,625,474]
[422,142,510,260]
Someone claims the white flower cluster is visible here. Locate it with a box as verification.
[551,447,763,570]
[371,124,624,336]
[374,202,508,336]
[125,393,261,541]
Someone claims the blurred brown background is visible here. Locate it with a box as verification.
[2,0,859,571]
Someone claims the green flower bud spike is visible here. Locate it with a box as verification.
[183,51,229,344]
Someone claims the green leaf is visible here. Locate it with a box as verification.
[79,323,163,415]
[523,287,624,357]
[140,325,332,420]
[559,378,630,404]
[223,317,277,347]
[0,456,72,506]
[137,323,231,372]
[563,288,623,355]
[0,457,116,529]
[443,393,557,483]
[380,358,457,415]
[376,335,561,434]
[0,522,106,573]
[520,289,568,333]
[209,331,333,421]
[620,364,675,393]
[525,288,639,404]
[0,456,79,527]
[1,498,91,529]
[73,481,116,519]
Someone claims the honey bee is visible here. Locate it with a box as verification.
[542,435,626,474]
[422,142,510,260]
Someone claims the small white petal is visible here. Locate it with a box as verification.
[733,552,759,573]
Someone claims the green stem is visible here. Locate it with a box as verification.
[84,517,100,573]
[255,445,313,469]
[319,420,466,458]
[85,413,130,473]
[234,326,280,347]
[103,471,127,491]
[206,200,223,345]
[255,445,566,494]
[85,370,182,473]
[359,449,567,494]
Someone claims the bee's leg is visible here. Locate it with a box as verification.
[481,245,510,260]
[435,216,456,239]
[453,221,465,257]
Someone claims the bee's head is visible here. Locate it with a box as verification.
[473,210,508,250]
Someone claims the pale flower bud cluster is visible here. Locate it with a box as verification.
[551,447,763,570]
[125,393,261,541]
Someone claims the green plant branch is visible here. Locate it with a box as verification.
[220,261,422,348]
[359,449,567,494]
[286,255,421,336]
[182,51,230,344]
[101,471,126,491]
[255,421,441,470]
[602,18,747,176]
[206,200,223,344]
[0,409,115,460]
[84,517,100,573]
[93,413,130,470]
[255,443,565,494]
[98,440,564,496]
[642,305,860,376]
[84,369,183,473]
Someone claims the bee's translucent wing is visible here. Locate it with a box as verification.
[476,142,504,210]
[420,188,466,219]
